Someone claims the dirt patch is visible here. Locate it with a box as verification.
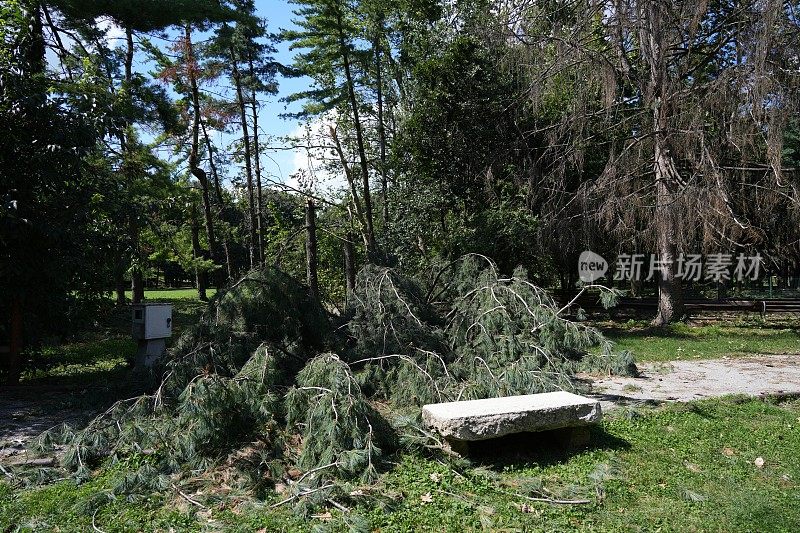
[588,354,800,410]
[0,386,92,464]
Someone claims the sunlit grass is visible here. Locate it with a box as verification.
[121,288,217,300]
[598,320,800,362]
[3,398,798,531]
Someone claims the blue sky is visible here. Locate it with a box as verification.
[91,1,316,189]
[254,0,309,186]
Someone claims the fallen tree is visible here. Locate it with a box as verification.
[26,256,635,513]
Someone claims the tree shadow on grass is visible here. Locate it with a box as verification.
[465,425,630,471]
[0,365,153,444]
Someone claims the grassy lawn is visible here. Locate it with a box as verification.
[122,288,217,300]
[2,397,798,532]
[4,297,799,531]
[599,320,800,362]
[21,296,207,385]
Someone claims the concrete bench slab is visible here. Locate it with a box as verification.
[422,391,602,442]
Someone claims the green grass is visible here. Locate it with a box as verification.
[5,292,799,531]
[600,321,800,362]
[123,288,217,300]
[2,397,798,532]
[19,298,207,386]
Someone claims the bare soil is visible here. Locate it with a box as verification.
[588,354,800,410]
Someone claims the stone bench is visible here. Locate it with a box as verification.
[422,391,602,453]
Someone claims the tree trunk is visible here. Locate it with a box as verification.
[223,241,233,280]
[652,193,684,325]
[115,263,126,305]
[630,278,642,297]
[201,120,225,204]
[184,25,223,290]
[201,119,234,281]
[191,205,208,302]
[248,51,266,262]
[26,2,45,79]
[198,175,220,289]
[642,2,684,326]
[716,280,727,301]
[374,29,389,225]
[305,199,319,304]
[122,26,145,305]
[131,270,144,303]
[125,26,134,81]
[231,48,260,267]
[344,231,356,301]
[6,296,24,385]
[330,125,370,248]
[337,10,377,258]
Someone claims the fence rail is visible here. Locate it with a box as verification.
[553,292,800,317]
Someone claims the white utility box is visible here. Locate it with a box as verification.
[132,303,172,340]
[132,303,172,367]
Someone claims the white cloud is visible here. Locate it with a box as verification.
[287,114,349,197]
[96,17,127,44]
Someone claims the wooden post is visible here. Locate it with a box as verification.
[305,199,319,303]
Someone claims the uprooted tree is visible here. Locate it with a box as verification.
[28,256,634,511]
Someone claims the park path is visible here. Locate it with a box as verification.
[588,354,800,410]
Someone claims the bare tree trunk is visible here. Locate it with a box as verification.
[630,278,642,298]
[131,271,144,302]
[122,26,145,305]
[305,199,319,304]
[124,25,133,81]
[184,25,223,290]
[343,231,356,302]
[201,120,225,204]
[197,174,220,289]
[223,242,233,280]
[643,3,684,326]
[130,218,144,303]
[6,296,23,385]
[231,49,260,267]
[200,120,234,281]
[248,51,266,262]
[330,125,371,249]
[115,261,126,305]
[653,170,685,325]
[374,29,389,225]
[191,205,208,302]
[26,1,45,78]
[336,9,377,258]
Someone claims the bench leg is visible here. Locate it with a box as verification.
[568,426,591,448]
[445,438,470,456]
[554,426,591,450]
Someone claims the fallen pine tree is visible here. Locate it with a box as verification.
[25,255,635,514]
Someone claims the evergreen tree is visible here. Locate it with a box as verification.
[209,2,280,267]
[284,0,379,258]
